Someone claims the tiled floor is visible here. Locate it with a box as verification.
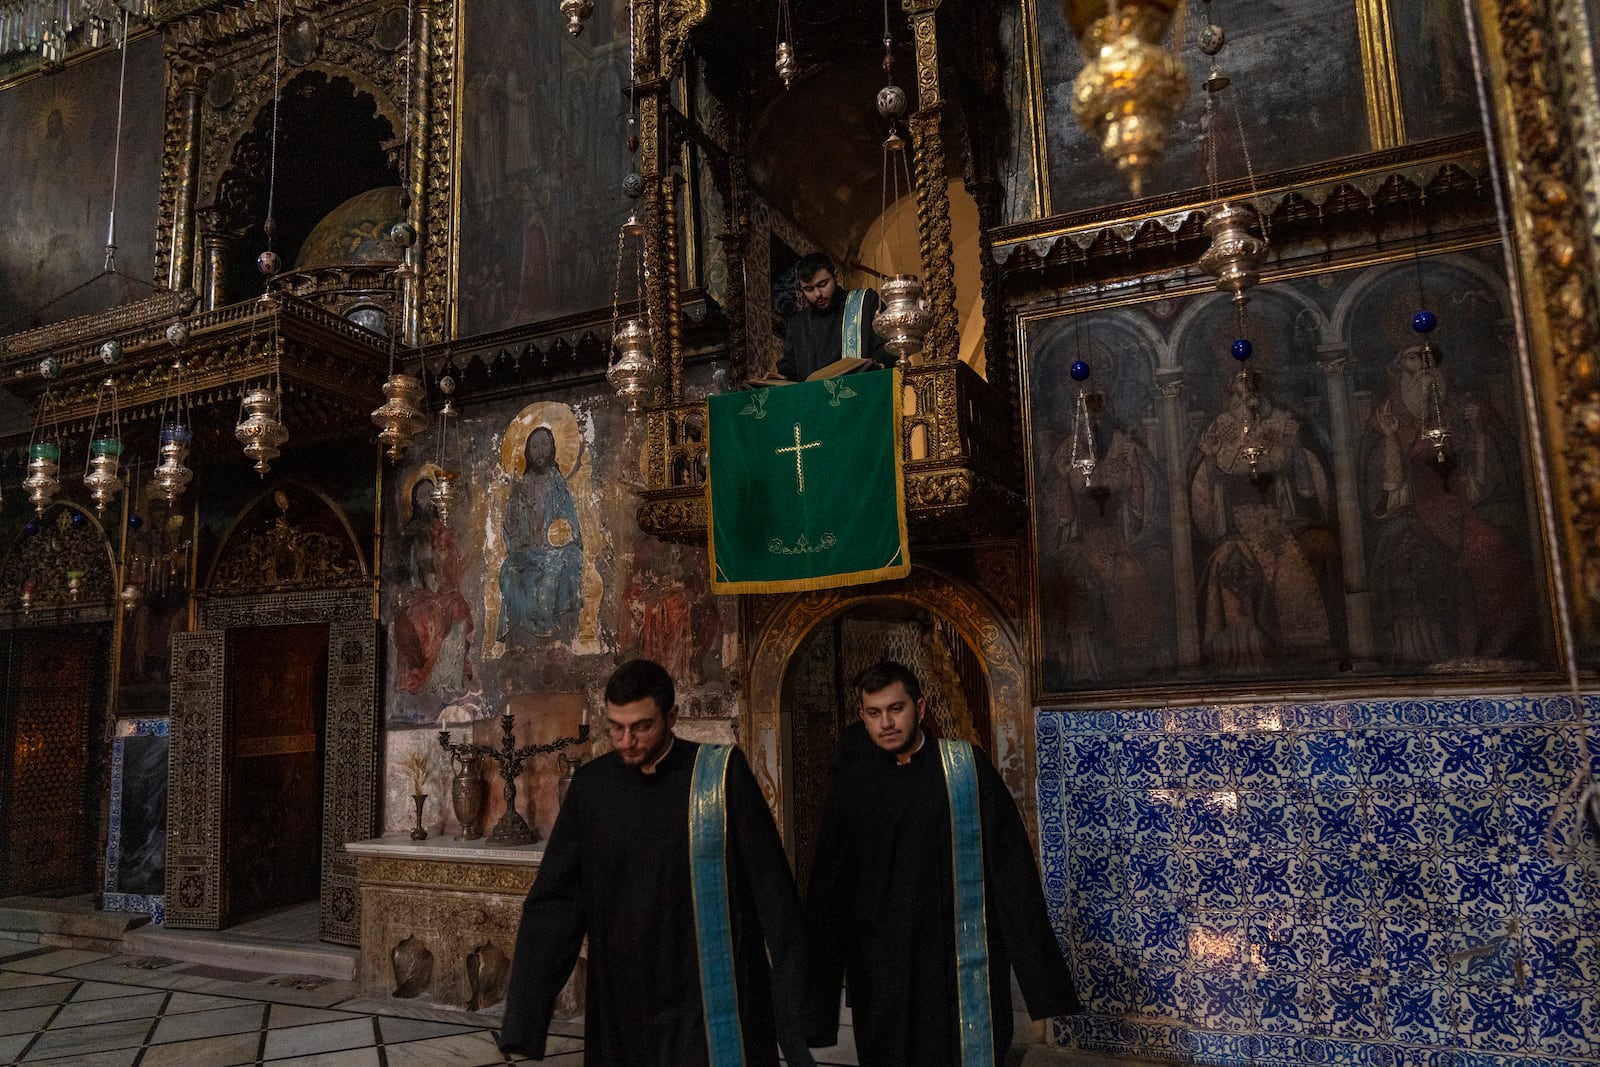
[0,936,861,1066]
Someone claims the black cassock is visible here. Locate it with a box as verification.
[805,726,1080,1066]
[498,739,810,1065]
[776,288,893,381]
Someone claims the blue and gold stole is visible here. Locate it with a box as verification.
[840,289,867,361]
[689,743,745,1067]
[939,738,994,1067]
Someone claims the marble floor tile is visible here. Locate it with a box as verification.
[266,1003,362,1028]
[5,950,109,975]
[375,1015,484,1044]
[0,972,64,990]
[382,1031,521,1067]
[67,980,154,1002]
[0,1031,28,1061]
[22,1046,142,1066]
[147,1002,266,1044]
[0,1005,59,1037]
[260,1016,377,1060]
[529,1054,582,1067]
[136,1029,264,1067]
[0,981,76,1010]
[164,991,257,1014]
[48,991,167,1028]
[17,1017,151,1059]
[264,1047,381,1067]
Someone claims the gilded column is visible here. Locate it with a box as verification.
[1317,343,1375,661]
[405,0,434,347]
[904,0,959,362]
[195,205,229,311]
[168,64,211,293]
[1155,368,1201,667]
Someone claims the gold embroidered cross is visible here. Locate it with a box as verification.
[775,422,822,494]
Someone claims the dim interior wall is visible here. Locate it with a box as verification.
[1038,693,1600,1065]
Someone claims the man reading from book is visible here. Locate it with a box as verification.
[775,252,894,382]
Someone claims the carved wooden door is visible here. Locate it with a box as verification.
[0,626,106,896]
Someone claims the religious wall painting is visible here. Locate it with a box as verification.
[1035,0,1367,215]
[1031,316,1176,686]
[0,33,164,329]
[486,400,600,654]
[1340,253,1546,669]
[103,717,168,919]
[384,369,733,728]
[391,464,475,700]
[454,0,632,335]
[1023,246,1552,697]
[1390,0,1480,142]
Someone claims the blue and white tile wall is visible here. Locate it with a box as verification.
[1037,696,1600,1066]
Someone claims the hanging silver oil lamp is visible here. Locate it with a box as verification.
[84,436,125,513]
[1198,202,1268,310]
[152,424,194,505]
[236,387,290,474]
[560,0,593,35]
[433,469,461,524]
[23,441,61,514]
[872,275,934,367]
[775,41,798,87]
[607,318,658,413]
[371,373,429,461]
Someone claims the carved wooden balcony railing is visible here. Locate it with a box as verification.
[636,361,1026,546]
[0,290,391,440]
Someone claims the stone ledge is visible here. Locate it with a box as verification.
[121,925,359,980]
[0,895,151,945]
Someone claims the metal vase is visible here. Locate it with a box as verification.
[451,771,485,841]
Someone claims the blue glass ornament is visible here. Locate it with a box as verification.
[128,515,143,531]
[23,520,39,536]
[1412,310,1437,334]
[1231,338,1253,361]
[1070,360,1091,382]
[70,511,87,529]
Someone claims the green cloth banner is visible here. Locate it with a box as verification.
[708,370,910,593]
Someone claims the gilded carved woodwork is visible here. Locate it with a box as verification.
[150,0,455,341]
[992,139,1493,295]
[0,507,118,612]
[903,0,960,364]
[2,293,389,437]
[209,511,366,595]
[1480,0,1600,642]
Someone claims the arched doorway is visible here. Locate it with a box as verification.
[742,565,1033,871]
[782,599,992,886]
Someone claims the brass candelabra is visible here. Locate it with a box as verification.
[438,712,590,846]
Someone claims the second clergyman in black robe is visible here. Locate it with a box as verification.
[805,722,1081,1066]
[498,737,811,1066]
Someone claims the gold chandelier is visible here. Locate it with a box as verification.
[1065,0,1188,198]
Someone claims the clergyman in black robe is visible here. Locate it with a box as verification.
[805,661,1080,1066]
[776,251,893,381]
[498,659,814,1066]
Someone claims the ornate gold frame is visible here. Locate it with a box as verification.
[1476,0,1600,647]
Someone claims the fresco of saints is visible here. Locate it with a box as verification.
[1358,342,1534,664]
[1189,375,1339,674]
[1048,418,1171,683]
[498,426,584,646]
[394,477,475,696]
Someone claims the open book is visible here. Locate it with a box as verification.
[747,357,876,387]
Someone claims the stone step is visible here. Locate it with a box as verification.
[0,894,151,950]
[120,923,359,981]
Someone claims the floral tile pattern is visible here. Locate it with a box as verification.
[1038,695,1600,1066]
